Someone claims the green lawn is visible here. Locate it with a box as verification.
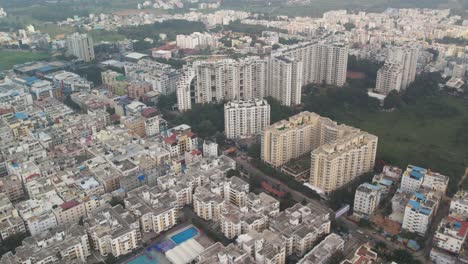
[89,30,126,43]
[0,50,50,71]
[330,96,468,194]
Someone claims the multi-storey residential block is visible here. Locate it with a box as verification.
[16,197,61,236]
[309,131,378,193]
[127,81,152,100]
[202,140,218,158]
[144,114,167,137]
[353,183,381,219]
[269,203,331,257]
[450,190,468,217]
[268,56,303,106]
[273,41,348,87]
[433,216,468,255]
[162,124,198,157]
[341,244,378,264]
[176,32,218,49]
[400,165,449,194]
[224,176,250,208]
[193,186,224,221]
[10,225,91,263]
[237,229,287,264]
[85,204,140,258]
[66,33,95,62]
[298,233,344,264]
[224,99,270,139]
[220,204,243,239]
[0,175,25,202]
[197,242,254,263]
[402,192,438,235]
[124,59,179,95]
[177,57,268,111]
[0,194,26,240]
[387,45,419,90]
[262,111,376,191]
[125,186,178,234]
[121,115,146,138]
[101,70,128,96]
[375,62,403,95]
[53,199,87,226]
[46,70,93,95]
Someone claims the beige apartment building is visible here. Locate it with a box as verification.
[261,111,377,193]
[309,131,378,193]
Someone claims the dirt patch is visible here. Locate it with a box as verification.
[372,213,401,235]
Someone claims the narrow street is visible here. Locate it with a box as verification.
[234,156,328,211]
[234,154,447,263]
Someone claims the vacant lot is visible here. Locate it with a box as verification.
[331,96,468,195]
[0,49,50,71]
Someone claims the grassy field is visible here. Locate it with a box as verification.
[89,30,126,43]
[0,49,50,71]
[328,96,468,194]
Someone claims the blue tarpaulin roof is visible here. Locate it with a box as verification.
[15,112,28,120]
[408,239,420,251]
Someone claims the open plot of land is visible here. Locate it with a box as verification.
[89,29,126,43]
[330,96,468,194]
[0,49,50,71]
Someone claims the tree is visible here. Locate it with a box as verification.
[174,103,224,139]
[0,233,27,255]
[198,120,217,139]
[63,95,81,111]
[105,254,117,264]
[272,44,280,50]
[402,72,442,103]
[327,251,345,264]
[109,196,124,208]
[383,90,403,109]
[343,22,356,31]
[390,249,421,264]
[265,96,298,123]
[133,40,153,52]
[226,169,241,178]
[247,143,261,159]
[157,93,177,112]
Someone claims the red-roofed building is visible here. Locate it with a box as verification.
[433,216,468,254]
[53,199,86,226]
[341,244,378,264]
[162,125,198,157]
[141,107,158,118]
[185,148,202,164]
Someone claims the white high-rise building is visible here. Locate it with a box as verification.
[375,62,403,95]
[177,66,196,111]
[66,33,95,62]
[224,99,270,139]
[273,41,348,87]
[176,32,218,49]
[268,56,303,106]
[177,57,268,111]
[387,46,419,90]
[353,183,381,218]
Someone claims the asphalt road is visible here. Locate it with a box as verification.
[234,155,328,212]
